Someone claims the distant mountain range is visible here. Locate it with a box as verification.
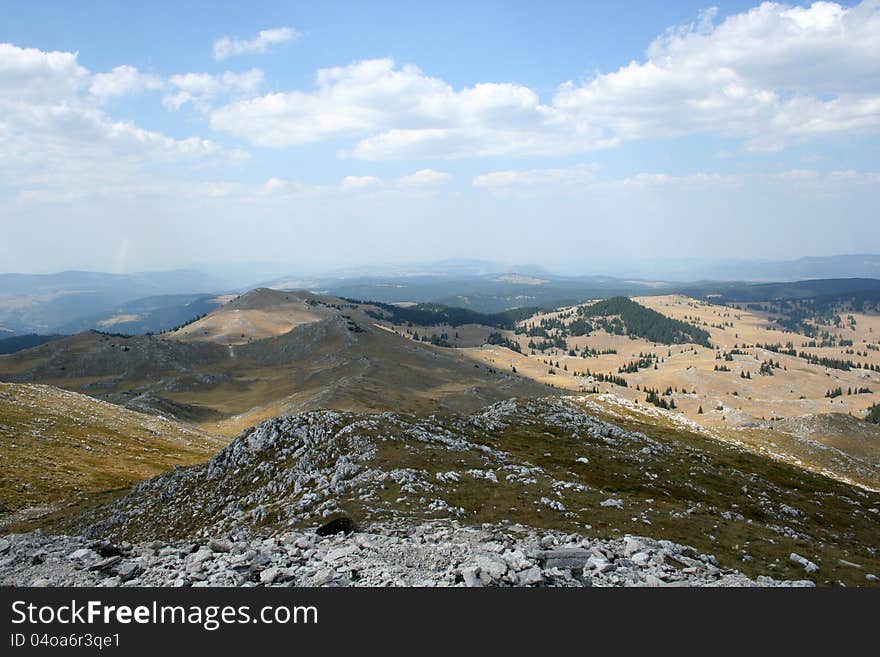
[605,254,880,282]
[1,254,879,335]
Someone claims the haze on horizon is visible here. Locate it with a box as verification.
[2,1,880,275]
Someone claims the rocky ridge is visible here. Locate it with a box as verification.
[5,396,879,586]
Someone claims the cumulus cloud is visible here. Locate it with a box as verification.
[0,43,247,203]
[210,58,611,157]
[555,1,880,152]
[89,65,164,100]
[0,42,88,100]
[213,27,299,60]
[209,2,880,158]
[163,68,264,111]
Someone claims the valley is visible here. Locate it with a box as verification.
[1,276,879,587]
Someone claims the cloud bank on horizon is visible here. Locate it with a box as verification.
[1,1,878,274]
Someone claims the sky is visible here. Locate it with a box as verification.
[1,0,879,275]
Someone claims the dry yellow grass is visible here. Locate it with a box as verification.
[426,294,880,489]
[451,294,880,425]
[97,313,141,328]
[5,289,878,492]
[168,289,330,345]
[0,382,226,524]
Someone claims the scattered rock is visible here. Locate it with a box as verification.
[541,548,591,570]
[517,567,545,586]
[87,555,122,572]
[260,567,280,584]
[585,555,615,574]
[68,548,99,563]
[790,553,819,573]
[623,537,646,556]
[631,552,651,567]
[460,566,482,588]
[114,562,140,582]
[0,521,821,588]
[475,555,508,582]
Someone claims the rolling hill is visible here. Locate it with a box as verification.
[0,382,225,527]
[0,333,65,355]
[0,289,557,435]
[2,283,880,587]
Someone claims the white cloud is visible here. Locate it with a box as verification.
[208,2,880,158]
[261,169,452,197]
[835,170,880,183]
[397,169,453,187]
[89,65,164,100]
[471,165,880,197]
[213,27,299,61]
[87,63,264,110]
[261,177,321,197]
[472,165,733,195]
[210,58,611,158]
[0,43,247,203]
[340,175,382,190]
[473,163,598,191]
[163,69,264,111]
[0,42,88,101]
[620,172,732,187]
[779,168,880,184]
[555,1,880,152]
[775,169,821,181]
[17,179,245,204]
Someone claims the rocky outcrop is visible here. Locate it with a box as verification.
[7,396,878,586]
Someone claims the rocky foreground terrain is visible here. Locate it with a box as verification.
[2,396,878,586]
[0,521,814,587]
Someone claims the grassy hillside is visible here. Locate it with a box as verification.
[0,290,556,435]
[0,334,65,355]
[0,382,225,523]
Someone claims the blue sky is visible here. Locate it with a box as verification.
[1,1,878,274]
